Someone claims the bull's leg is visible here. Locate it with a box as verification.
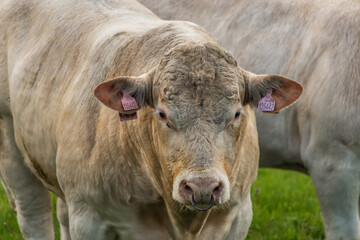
[65,200,120,240]
[68,202,107,240]
[57,198,71,240]
[0,116,54,240]
[306,146,360,240]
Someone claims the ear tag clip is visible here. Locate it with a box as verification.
[119,112,137,121]
[258,90,276,112]
[119,91,139,121]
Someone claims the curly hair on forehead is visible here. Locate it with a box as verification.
[161,41,237,67]
[153,42,242,101]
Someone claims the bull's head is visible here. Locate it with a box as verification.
[94,42,302,211]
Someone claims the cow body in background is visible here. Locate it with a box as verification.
[0,0,301,239]
[138,0,360,239]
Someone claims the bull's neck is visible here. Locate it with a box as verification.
[87,106,163,203]
[161,195,211,239]
[120,110,161,184]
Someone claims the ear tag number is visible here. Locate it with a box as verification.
[121,92,138,111]
[258,90,276,112]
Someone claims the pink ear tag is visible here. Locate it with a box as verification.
[121,92,139,111]
[258,90,276,112]
[119,91,139,121]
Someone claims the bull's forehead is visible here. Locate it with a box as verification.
[155,42,245,128]
[161,80,239,127]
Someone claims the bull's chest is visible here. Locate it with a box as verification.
[92,198,173,239]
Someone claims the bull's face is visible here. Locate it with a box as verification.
[94,42,302,211]
[150,44,249,210]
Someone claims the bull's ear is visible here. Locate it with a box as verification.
[243,73,303,113]
[94,71,154,113]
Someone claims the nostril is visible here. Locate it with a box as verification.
[179,181,195,203]
[180,181,194,195]
[184,184,192,192]
[212,182,223,196]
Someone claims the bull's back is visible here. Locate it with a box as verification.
[3,0,156,118]
[2,0,162,190]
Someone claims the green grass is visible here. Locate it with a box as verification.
[0,185,22,240]
[0,169,324,239]
[247,169,325,240]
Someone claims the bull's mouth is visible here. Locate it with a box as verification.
[190,194,214,211]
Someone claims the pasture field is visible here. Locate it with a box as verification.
[247,169,324,240]
[0,169,324,239]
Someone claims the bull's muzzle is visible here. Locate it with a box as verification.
[191,194,214,211]
[173,171,230,208]
[178,177,223,210]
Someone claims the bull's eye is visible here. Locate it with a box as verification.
[159,112,167,120]
[234,111,241,119]
[158,110,174,129]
